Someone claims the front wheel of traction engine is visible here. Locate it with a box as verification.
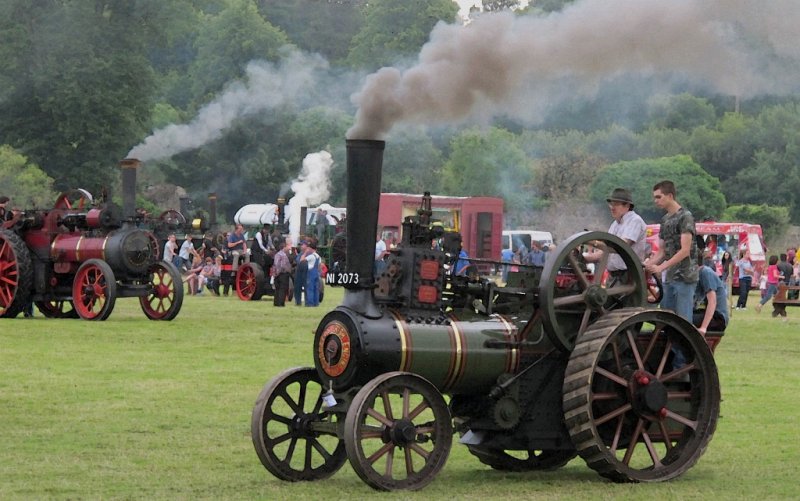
[344,372,453,491]
[563,308,720,482]
[0,229,33,318]
[251,367,347,481]
[72,259,117,320]
[140,261,183,320]
[236,262,265,301]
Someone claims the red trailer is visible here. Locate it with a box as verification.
[378,193,503,270]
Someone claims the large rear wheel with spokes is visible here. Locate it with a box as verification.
[563,308,720,482]
[0,229,32,318]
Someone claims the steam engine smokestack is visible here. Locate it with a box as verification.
[208,193,217,228]
[120,158,140,221]
[340,139,384,318]
[179,196,189,218]
[345,139,385,288]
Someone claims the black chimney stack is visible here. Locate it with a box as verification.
[208,193,217,228]
[119,158,140,220]
[341,139,385,317]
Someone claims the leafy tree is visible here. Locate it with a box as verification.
[346,0,459,70]
[382,127,445,195]
[687,112,759,181]
[722,204,790,245]
[647,93,717,132]
[532,0,577,13]
[0,145,57,208]
[257,0,365,64]
[591,155,726,223]
[482,0,520,11]
[721,150,800,221]
[188,0,290,108]
[441,127,532,214]
[0,1,156,192]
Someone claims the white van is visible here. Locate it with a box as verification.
[502,230,554,254]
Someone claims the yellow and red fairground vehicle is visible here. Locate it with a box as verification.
[646,221,766,293]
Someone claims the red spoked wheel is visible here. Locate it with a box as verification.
[236,262,265,301]
[72,259,117,320]
[140,261,183,320]
[0,229,33,318]
[35,300,79,319]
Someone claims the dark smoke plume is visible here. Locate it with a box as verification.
[347,0,800,140]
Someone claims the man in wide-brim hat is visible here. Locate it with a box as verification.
[584,187,647,283]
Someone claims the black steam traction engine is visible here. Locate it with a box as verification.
[0,159,183,320]
[251,140,722,490]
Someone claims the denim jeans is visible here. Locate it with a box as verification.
[662,280,697,370]
[661,280,697,322]
[759,283,779,305]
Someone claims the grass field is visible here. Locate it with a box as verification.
[1,288,799,500]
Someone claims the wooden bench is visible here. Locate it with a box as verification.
[773,284,800,315]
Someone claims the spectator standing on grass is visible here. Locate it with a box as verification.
[179,235,199,271]
[303,240,321,307]
[501,247,514,282]
[163,234,180,268]
[756,255,783,314]
[294,240,308,306]
[735,250,754,309]
[272,238,293,307]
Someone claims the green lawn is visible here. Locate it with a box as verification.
[1,289,798,500]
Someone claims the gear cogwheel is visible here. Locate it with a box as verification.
[492,396,521,430]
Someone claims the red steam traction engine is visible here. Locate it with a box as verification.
[0,159,183,320]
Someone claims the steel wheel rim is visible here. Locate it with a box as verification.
[236,263,264,301]
[0,235,20,314]
[251,367,347,481]
[35,300,78,318]
[540,231,646,352]
[344,372,452,491]
[564,308,720,482]
[72,260,116,320]
[140,262,183,320]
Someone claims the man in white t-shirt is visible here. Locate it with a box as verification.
[584,188,647,286]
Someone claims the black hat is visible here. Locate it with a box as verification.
[606,188,634,209]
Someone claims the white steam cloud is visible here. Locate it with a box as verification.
[347,0,800,139]
[127,50,331,162]
[287,150,335,244]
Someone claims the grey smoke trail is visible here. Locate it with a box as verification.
[128,50,330,162]
[347,0,800,140]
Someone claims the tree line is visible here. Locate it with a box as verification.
[0,0,797,242]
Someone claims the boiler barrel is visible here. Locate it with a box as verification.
[314,308,521,394]
[50,228,156,276]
